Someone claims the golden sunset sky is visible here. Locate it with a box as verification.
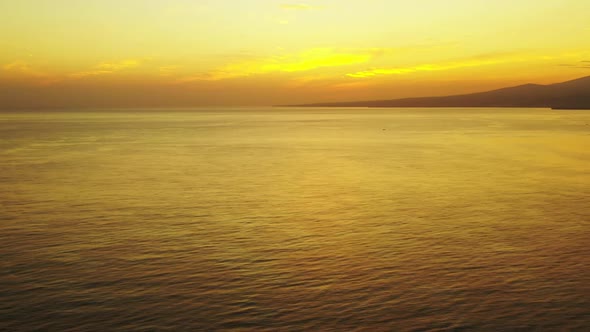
[1,0,589,108]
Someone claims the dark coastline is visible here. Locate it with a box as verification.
[283,76,590,109]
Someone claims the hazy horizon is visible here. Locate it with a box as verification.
[1,75,588,109]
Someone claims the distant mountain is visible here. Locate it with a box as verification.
[287,76,590,109]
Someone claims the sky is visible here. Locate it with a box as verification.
[0,0,589,108]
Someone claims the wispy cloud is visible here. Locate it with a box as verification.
[346,52,581,78]
[348,59,506,78]
[181,48,372,81]
[178,44,469,82]
[330,80,375,90]
[2,58,149,84]
[69,59,142,78]
[4,61,32,72]
[3,61,45,77]
[280,3,322,10]
[556,60,590,69]
[1,60,57,84]
[159,65,179,76]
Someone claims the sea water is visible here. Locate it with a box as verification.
[1,108,589,331]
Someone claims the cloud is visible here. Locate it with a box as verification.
[159,65,179,76]
[69,59,142,78]
[363,42,460,56]
[329,80,375,90]
[346,52,566,78]
[2,61,47,77]
[1,60,57,84]
[178,44,467,82]
[556,60,590,69]
[181,48,372,81]
[97,59,140,71]
[280,3,322,10]
[347,59,506,78]
[3,61,31,72]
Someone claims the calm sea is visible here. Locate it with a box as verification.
[1,108,589,331]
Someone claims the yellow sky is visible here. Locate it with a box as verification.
[1,0,589,108]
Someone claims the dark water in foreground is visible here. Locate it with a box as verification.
[1,108,589,331]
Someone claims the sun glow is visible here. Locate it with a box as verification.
[0,0,589,107]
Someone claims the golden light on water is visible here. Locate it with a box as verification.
[1,109,589,330]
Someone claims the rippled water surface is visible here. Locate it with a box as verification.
[1,108,589,331]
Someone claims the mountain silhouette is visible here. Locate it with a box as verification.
[287,76,590,109]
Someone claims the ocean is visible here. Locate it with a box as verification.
[1,107,589,331]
